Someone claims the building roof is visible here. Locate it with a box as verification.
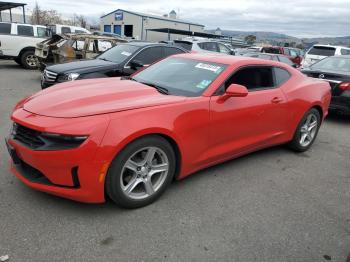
[0,1,26,12]
[101,9,204,27]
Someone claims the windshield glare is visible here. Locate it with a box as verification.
[133,57,227,97]
[97,44,139,63]
[311,57,350,72]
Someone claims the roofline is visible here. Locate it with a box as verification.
[100,9,204,27]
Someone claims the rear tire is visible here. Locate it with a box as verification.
[20,50,37,69]
[106,136,176,208]
[289,108,321,152]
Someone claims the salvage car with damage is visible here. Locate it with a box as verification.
[35,33,127,71]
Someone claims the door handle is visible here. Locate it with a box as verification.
[271,97,283,103]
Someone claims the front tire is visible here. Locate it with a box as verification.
[20,50,37,69]
[106,136,176,208]
[289,108,321,152]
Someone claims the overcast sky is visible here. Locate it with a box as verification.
[9,0,350,38]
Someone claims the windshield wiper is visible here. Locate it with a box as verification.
[98,57,111,62]
[138,81,169,95]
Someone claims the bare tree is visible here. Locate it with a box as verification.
[31,2,63,25]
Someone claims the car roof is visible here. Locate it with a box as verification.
[125,41,187,49]
[313,44,350,49]
[172,53,289,67]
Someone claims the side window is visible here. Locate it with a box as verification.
[17,25,34,36]
[284,48,291,56]
[289,49,298,57]
[61,27,71,34]
[278,56,294,66]
[74,30,85,33]
[132,47,164,65]
[225,66,275,91]
[341,49,350,55]
[274,67,291,86]
[37,27,48,38]
[164,47,184,56]
[218,43,231,54]
[198,42,218,52]
[0,23,11,34]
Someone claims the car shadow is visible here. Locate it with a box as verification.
[20,145,293,214]
[326,111,350,124]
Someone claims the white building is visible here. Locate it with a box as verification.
[100,9,205,41]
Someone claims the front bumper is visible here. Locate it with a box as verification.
[6,108,111,203]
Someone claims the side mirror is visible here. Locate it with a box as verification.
[225,84,248,97]
[129,60,144,70]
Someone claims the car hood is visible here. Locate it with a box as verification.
[23,78,186,118]
[46,59,119,74]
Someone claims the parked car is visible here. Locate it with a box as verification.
[302,55,350,114]
[0,22,49,69]
[243,52,298,67]
[301,44,350,68]
[261,46,303,66]
[234,47,259,56]
[35,33,127,70]
[6,53,331,208]
[173,38,234,55]
[47,24,91,35]
[41,42,187,88]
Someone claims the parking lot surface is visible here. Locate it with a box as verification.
[0,60,349,262]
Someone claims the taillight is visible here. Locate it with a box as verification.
[338,82,350,91]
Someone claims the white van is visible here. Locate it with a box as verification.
[301,44,350,68]
[48,24,91,35]
[0,22,49,68]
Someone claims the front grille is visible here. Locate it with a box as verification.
[13,124,45,149]
[43,70,58,82]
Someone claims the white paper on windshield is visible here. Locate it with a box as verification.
[121,51,132,56]
[195,63,222,73]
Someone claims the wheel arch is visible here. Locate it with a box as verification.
[106,129,183,180]
[18,46,36,59]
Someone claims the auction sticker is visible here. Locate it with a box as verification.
[195,63,222,73]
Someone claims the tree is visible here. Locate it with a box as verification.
[244,35,257,45]
[72,14,87,28]
[31,2,63,25]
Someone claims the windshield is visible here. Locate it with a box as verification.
[97,44,139,63]
[310,57,350,72]
[132,57,227,97]
[308,46,335,56]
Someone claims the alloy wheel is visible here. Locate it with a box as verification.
[299,113,318,147]
[120,146,169,200]
[25,55,37,67]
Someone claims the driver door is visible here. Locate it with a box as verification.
[207,66,289,162]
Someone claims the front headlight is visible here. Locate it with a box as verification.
[39,132,88,150]
[67,73,80,81]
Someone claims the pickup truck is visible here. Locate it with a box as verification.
[0,22,49,69]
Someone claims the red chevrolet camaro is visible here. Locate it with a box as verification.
[6,53,331,208]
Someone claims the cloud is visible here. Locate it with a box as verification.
[11,0,350,37]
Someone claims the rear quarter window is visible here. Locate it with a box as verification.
[0,23,11,34]
[308,46,335,56]
[274,67,291,86]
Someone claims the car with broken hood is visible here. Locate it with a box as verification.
[35,33,127,71]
